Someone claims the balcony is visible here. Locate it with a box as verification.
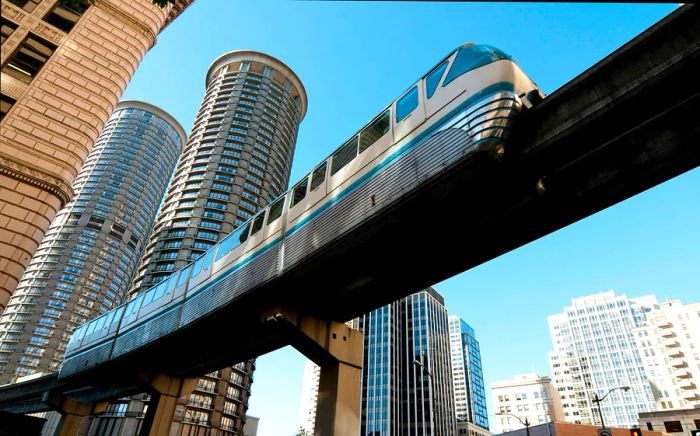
[670,357,687,368]
[681,389,699,400]
[668,348,684,358]
[663,338,681,348]
[660,329,676,338]
[656,319,672,329]
[677,379,695,389]
[673,368,692,378]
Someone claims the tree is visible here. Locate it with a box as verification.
[294,427,312,436]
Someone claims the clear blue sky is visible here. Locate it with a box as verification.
[121,2,697,434]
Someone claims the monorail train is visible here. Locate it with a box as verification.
[59,43,543,378]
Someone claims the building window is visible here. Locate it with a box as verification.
[646,423,653,431]
[7,0,41,13]
[663,421,683,433]
[2,34,57,84]
[1,18,18,45]
[0,94,17,122]
[43,0,88,33]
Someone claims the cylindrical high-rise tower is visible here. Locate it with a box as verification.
[127,51,306,435]
[0,101,185,384]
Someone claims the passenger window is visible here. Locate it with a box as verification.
[85,320,98,335]
[202,249,215,270]
[310,163,327,191]
[331,137,358,176]
[152,282,167,300]
[191,255,206,277]
[359,111,390,153]
[111,306,124,325]
[164,274,177,294]
[266,197,285,224]
[396,86,418,123]
[291,177,308,207]
[142,288,156,305]
[94,315,106,331]
[442,45,509,87]
[176,265,191,287]
[426,61,448,99]
[251,213,265,235]
[239,222,251,244]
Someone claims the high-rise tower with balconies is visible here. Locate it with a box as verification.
[0,101,184,384]
[126,50,307,436]
[0,0,191,312]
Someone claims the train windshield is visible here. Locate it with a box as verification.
[442,45,511,87]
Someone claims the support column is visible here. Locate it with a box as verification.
[43,393,107,436]
[262,307,364,436]
[138,374,196,436]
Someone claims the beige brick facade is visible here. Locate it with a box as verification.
[0,0,192,312]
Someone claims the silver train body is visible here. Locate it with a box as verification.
[60,44,541,378]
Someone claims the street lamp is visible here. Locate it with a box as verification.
[413,357,434,436]
[591,386,631,429]
[496,412,531,436]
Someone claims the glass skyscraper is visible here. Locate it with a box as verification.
[448,316,488,429]
[548,290,657,428]
[0,101,184,384]
[300,288,456,435]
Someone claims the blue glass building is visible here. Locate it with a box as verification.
[355,287,456,436]
[449,316,489,429]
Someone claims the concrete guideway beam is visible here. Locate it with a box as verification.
[43,392,107,436]
[137,374,197,436]
[262,306,363,436]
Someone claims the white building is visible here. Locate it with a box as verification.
[297,360,321,434]
[548,290,657,428]
[491,373,563,433]
[633,299,700,410]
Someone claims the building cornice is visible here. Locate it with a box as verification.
[0,153,73,207]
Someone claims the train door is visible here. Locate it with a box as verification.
[392,82,426,143]
[287,177,308,224]
[306,162,328,207]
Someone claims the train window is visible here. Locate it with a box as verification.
[202,250,215,271]
[69,325,85,344]
[176,265,192,287]
[396,86,418,123]
[251,213,265,235]
[239,222,251,244]
[164,274,178,294]
[152,281,167,301]
[291,177,308,207]
[125,295,142,317]
[94,314,107,332]
[111,306,124,325]
[310,163,327,191]
[442,45,510,88]
[266,197,285,224]
[142,288,156,305]
[426,61,448,99]
[359,111,390,153]
[191,255,206,277]
[216,232,237,261]
[331,137,358,176]
[85,319,98,336]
